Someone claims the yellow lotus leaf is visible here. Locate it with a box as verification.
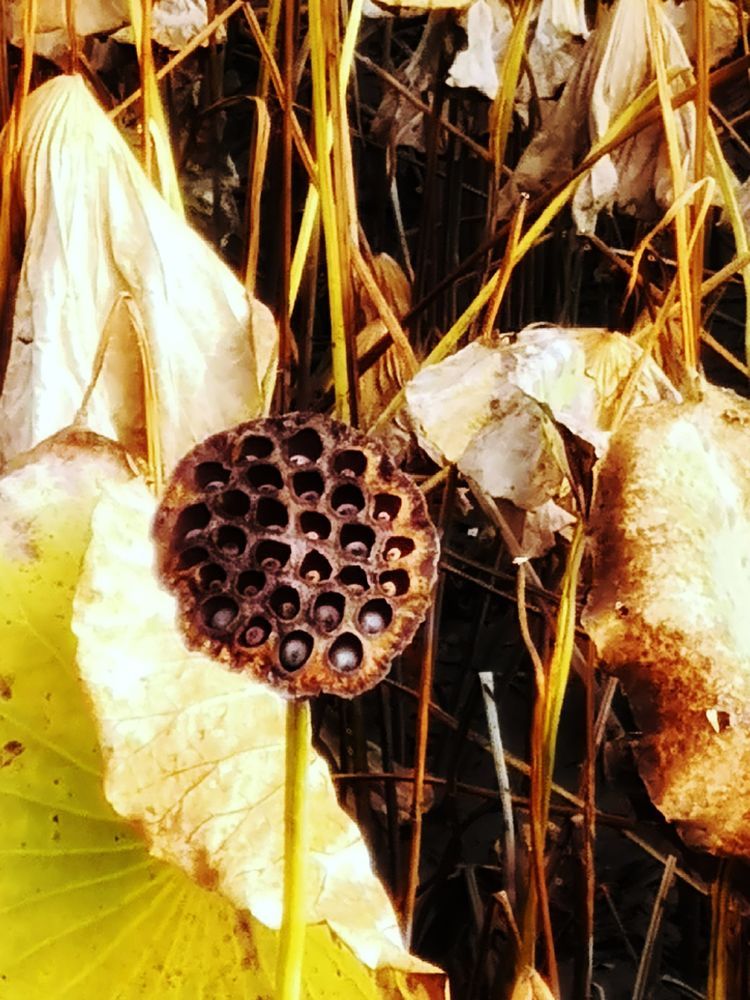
[0,75,277,473]
[72,475,446,994]
[0,433,446,997]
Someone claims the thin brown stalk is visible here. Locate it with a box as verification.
[243,97,271,296]
[578,642,597,999]
[277,0,295,411]
[65,0,78,73]
[632,855,677,1000]
[0,0,37,394]
[140,0,153,179]
[0,10,9,127]
[690,0,710,369]
[480,194,527,339]
[329,0,359,425]
[708,861,732,1000]
[402,468,454,945]
[241,3,317,182]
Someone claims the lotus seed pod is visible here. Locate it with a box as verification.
[153,412,440,698]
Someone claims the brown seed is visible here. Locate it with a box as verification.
[244,625,267,647]
[211,607,235,630]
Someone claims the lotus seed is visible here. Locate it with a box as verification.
[329,638,362,671]
[280,635,312,670]
[315,604,342,631]
[245,624,267,646]
[360,609,386,634]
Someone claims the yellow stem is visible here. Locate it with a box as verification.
[276,699,311,1000]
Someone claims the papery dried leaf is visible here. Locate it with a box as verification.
[9,0,129,61]
[357,252,412,326]
[358,319,415,430]
[528,0,588,103]
[406,326,678,552]
[497,0,727,232]
[113,0,225,49]
[73,477,446,991]
[584,383,750,856]
[10,0,218,60]
[0,76,277,473]
[368,0,472,10]
[447,0,515,101]
[665,0,740,66]
[447,0,588,116]
[354,253,414,430]
[510,967,556,1000]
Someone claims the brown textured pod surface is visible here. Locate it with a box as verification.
[582,383,750,856]
[153,413,439,698]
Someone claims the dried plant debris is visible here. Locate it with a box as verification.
[584,382,750,856]
[496,0,737,232]
[406,326,678,555]
[355,254,415,430]
[8,0,215,61]
[447,0,588,116]
[154,413,439,698]
[0,75,277,472]
[370,14,448,153]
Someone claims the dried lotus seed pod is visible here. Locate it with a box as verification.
[153,412,439,698]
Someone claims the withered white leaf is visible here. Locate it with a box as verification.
[497,0,734,232]
[9,0,129,61]
[406,326,679,552]
[0,76,277,473]
[447,0,588,115]
[72,477,441,977]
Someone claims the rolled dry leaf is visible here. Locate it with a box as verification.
[583,382,750,856]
